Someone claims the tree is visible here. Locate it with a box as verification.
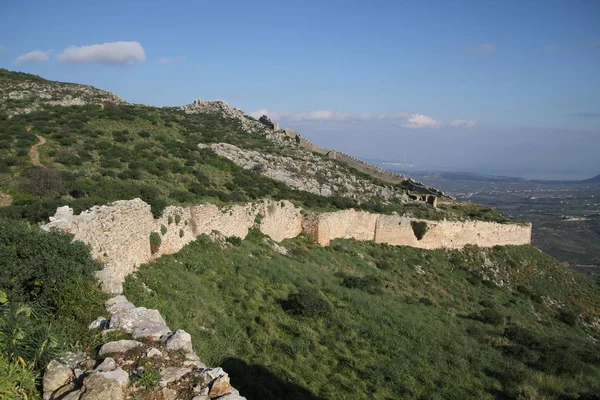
[20,167,62,197]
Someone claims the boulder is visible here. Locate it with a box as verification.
[163,329,193,353]
[80,373,123,400]
[95,269,123,295]
[94,357,116,372]
[43,360,74,394]
[159,366,192,386]
[88,316,108,330]
[98,340,142,356]
[209,375,231,398]
[109,307,169,336]
[105,295,135,314]
[99,368,129,388]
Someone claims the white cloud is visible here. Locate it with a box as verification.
[250,109,411,122]
[56,41,145,66]
[471,43,495,53]
[158,56,186,65]
[13,49,51,65]
[401,114,441,129]
[449,119,476,128]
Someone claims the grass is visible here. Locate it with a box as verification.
[124,232,600,399]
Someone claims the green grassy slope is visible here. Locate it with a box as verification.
[124,231,600,399]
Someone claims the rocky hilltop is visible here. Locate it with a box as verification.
[0,68,126,116]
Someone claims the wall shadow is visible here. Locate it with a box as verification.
[221,357,325,400]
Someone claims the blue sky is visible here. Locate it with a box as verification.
[2,0,599,179]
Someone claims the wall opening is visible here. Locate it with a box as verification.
[410,221,429,241]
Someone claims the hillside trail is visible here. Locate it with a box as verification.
[29,134,46,167]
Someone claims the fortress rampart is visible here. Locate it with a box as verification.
[42,199,532,294]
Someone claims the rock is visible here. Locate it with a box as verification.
[98,340,142,356]
[159,366,192,386]
[43,360,74,394]
[208,375,232,398]
[61,389,83,400]
[88,316,108,330]
[192,396,210,400]
[81,373,123,400]
[109,307,169,336]
[99,368,129,388]
[47,382,76,400]
[105,295,135,314]
[132,325,171,341]
[219,388,247,400]
[146,347,163,358]
[163,330,193,353]
[60,352,89,369]
[95,269,123,295]
[94,357,116,372]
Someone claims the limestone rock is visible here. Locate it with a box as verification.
[95,269,123,295]
[161,387,178,400]
[160,366,192,386]
[43,360,74,394]
[81,373,123,400]
[94,357,116,372]
[132,325,171,341]
[99,368,129,388]
[88,316,108,330]
[209,374,231,398]
[98,340,142,356]
[105,295,135,314]
[146,347,163,358]
[163,329,193,353]
[60,389,83,400]
[109,307,169,335]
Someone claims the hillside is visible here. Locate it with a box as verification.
[0,69,599,400]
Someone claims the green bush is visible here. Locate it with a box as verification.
[160,225,167,235]
[149,232,161,254]
[341,274,383,295]
[174,214,181,224]
[226,236,242,246]
[179,229,184,238]
[478,307,504,326]
[281,289,332,317]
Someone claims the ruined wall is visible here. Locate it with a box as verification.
[327,151,406,184]
[373,215,532,249]
[43,198,531,293]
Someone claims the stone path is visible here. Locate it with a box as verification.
[29,134,46,166]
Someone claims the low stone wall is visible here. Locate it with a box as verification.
[43,198,532,293]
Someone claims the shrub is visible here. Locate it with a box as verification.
[179,229,184,238]
[20,167,62,197]
[342,275,383,295]
[168,216,173,225]
[149,232,161,254]
[479,307,504,326]
[226,236,242,246]
[160,225,167,235]
[281,289,332,317]
[410,221,429,240]
[174,214,181,224]
[556,310,578,326]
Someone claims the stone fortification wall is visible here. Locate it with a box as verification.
[43,198,531,293]
[326,151,406,184]
[42,199,304,293]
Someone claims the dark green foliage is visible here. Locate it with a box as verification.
[167,216,173,225]
[281,289,332,317]
[341,274,383,294]
[410,220,429,240]
[149,232,161,254]
[478,307,505,326]
[556,310,578,326]
[226,236,242,246]
[0,219,102,309]
[160,225,167,235]
[179,229,184,238]
[174,214,182,224]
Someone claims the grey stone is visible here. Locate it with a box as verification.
[94,357,116,372]
[80,373,123,400]
[99,368,129,388]
[146,347,163,358]
[60,352,88,369]
[95,269,123,295]
[105,295,135,314]
[132,325,171,341]
[109,307,168,335]
[163,329,193,353]
[219,388,247,400]
[159,366,192,386]
[88,316,108,330]
[98,340,142,356]
[60,389,83,400]
[43,360,74,394]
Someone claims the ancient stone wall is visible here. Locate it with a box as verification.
[43,198,531,293]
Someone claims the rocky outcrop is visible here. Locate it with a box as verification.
[204,142,410,203]
[42,294,245,400]
[42,198,532,294]
[1,77,126,116]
